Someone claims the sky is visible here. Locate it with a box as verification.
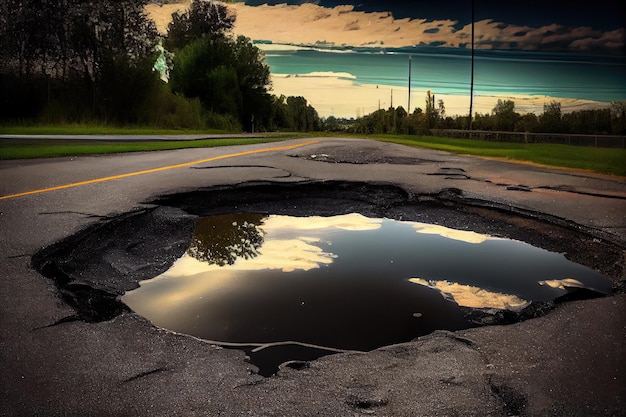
[242,0,625,31]
[229,0,625,53]
[146,1,626,117]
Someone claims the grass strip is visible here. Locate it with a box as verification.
[0,137,297,159]
[371,134,626,177]
[0,125,227,135]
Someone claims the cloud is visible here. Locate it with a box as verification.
[568,28,626,51]
[145,2,623,52]
[412,223,496,244]
[183,237,337,273]
[537,278,585,290]
[409,278,530,310]
[462,20,624,52]
[222,3,624,53]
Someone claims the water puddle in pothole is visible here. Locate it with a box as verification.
[122,213,612,376]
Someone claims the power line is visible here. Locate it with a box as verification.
[469,0,475,130]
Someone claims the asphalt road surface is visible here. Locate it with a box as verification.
[1,137,624,416]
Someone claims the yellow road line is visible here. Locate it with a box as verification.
[0,140,319,201]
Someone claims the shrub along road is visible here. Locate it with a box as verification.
[1,137,624,416]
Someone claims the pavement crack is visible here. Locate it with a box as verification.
[38,211,111,219]
[536,186,626,200]
[7,253,31,259]
[428,167,471,180]
[506,185,532,192]
[122,367,168,384]
[32,314,80,330]
[482,180,626,199]
[189,164,292,179]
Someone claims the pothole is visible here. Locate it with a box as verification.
[32,181,624,377]
[122,212,611,376]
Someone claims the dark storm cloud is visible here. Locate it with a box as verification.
[243,0,625,31]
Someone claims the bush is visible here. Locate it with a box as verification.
[138,82,241,131]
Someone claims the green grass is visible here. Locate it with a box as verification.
[371,134,626,177]
[0,136,308,159]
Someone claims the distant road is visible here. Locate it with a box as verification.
[0,133,269,141]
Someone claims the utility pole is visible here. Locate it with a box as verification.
[408,55,412,112]
[468,0,475,131]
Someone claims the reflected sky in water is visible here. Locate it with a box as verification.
[123,213,612,375]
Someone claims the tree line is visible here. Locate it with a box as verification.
[2,0,620,136]
[0,0,320,132]
[343,93,626,136]
[471,100,626,135]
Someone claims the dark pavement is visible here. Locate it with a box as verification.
[1,137,624,416]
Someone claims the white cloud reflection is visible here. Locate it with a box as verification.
[412,223,495,244]
[152,213,381,279]
[263,213,382,232]
[538,278,585,290]
[409,278,530,310]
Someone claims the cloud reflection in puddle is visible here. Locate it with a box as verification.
[409,278,531,310]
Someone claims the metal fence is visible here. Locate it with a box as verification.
[431,129,626,149]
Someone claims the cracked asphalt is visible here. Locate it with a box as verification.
[1,137,625,416]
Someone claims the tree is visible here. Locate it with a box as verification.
[562,109,611,134]
[165,0,235,51]
[472,112,495,131]
[286,96,320,131]
[270,95,290,129]
[168,34,271,128]
[231,35,272,128]
[58,0,158,82]
[492,99,518,131]
[322,115,342,131]
[539,100,563,133]
[515,113,539,133]
[425,90,437,129]
[166,1,272,128]
[188,214,266,266]
[610,101,626,134]
[0,0,160,122]
[437,99,446,121]
[395,106,408,120]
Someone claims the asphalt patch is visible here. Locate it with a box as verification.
[289,145,439,165]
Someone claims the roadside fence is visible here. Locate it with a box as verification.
[431,129,626,149]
